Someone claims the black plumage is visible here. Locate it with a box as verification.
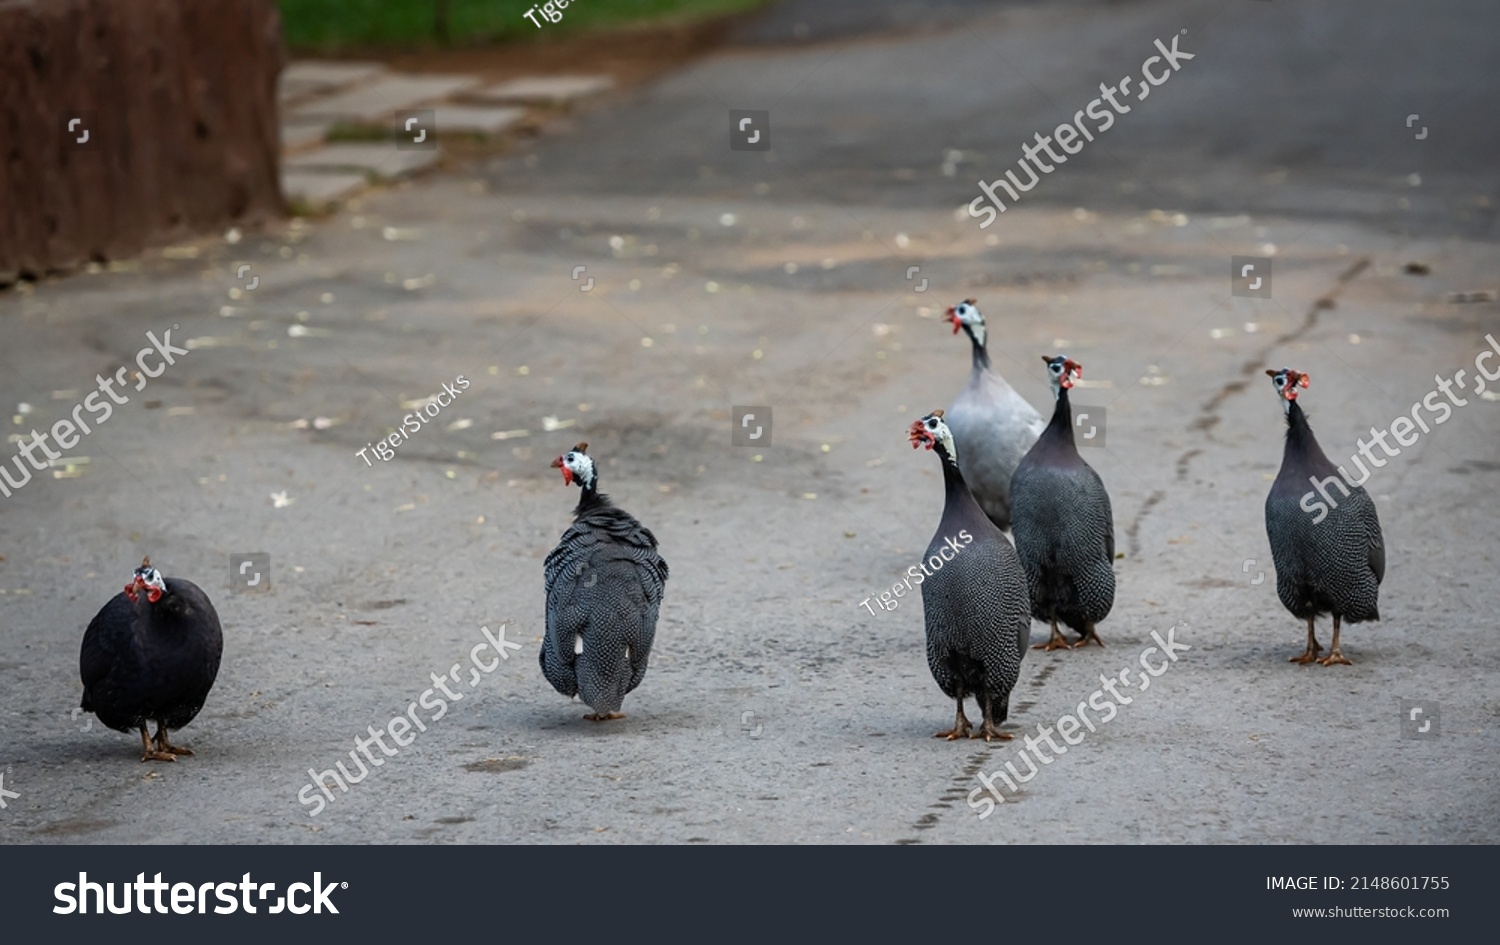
[541,442,668,720]
[909,411,1030,741]
[1263,368,1384,665]
[1010,355,1116,650]
[79,557,224,761]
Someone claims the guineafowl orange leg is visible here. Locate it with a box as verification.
[1290,617,1323,664]
[583,712,626,721]
[935,699,973,740]
[1033,620,1070,652]
[153,724,193,756]
[1072,622,1105,648]
[140,725,176,763]
[1318,616,1353,666]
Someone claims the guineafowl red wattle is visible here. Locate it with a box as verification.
[1264,368,1385,666]
[943,299,1046,532]
[79,557,224,762]
[540,442,668,721]
[1010,356,1116,651]
[909,411,1030,741]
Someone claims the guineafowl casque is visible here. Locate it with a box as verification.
[943,299,1046,532]
[909,410,1030,741]
[1264,368,1384,665]
[1010,355,1116,650]
[541,442,669,720]
[79,557,224,761]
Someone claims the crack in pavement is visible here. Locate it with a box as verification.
[895,664,1056,843]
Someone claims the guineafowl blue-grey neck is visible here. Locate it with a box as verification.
[943,299,1046,532]
[1263,368,1384,666]
[541,442,669,720]
[1010,355,1116,651]
[80,557,224,761]
[909,411,1030,741]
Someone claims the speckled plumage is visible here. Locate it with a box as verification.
[911,412,1030,740]
[80,569,223,758]
[1265,390,1384,660]
[1010,372,1116,646]
[541,447,668,718]
[944,301,1046,531]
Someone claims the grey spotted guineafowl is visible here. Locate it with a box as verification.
[541,442,669,720]
[1264,368,1384,665]
[1010,356,1116,650]
[79,557,224,761]
[944,299,1046,532]
[909,411,1030,741]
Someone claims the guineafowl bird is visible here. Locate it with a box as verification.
[79,557,224,761]
[909,411,1030,741]
[1264,368,1384,665]
[1010,355,1116,650]
[943,299,1046,532]
[541,442,669,720]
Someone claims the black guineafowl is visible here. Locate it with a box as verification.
[909,411,1030,741]
[943,299,1046,532]
[79,557,224,761]
[1264,368,1384,665]
[541,442,669,720]
[1010,355,1116,650]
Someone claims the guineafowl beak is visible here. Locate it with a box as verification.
[946,307,962,333]
[1266,367,1309,405]
[551,456,574,486]
[908,419,935,449]
[125,572,164,603]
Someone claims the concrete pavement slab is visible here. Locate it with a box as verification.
[289,75,483,124]
[284,143,441,179]
[466,75,615,105]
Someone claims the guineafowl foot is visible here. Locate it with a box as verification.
[1033,623,1070,652]
[1289,618,1323,664]
[1316,618,1351,666]
[1071,625,1105,649]
[153,726,193,755]
[583,712,626,721]
[975,721,1013,742]
[934,704,972,740]
[137,730,177,762]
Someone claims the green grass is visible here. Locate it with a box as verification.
[277,0,768,49]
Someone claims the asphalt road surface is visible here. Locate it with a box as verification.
[1,0,1497,844]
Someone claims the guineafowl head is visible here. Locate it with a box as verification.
[1265,367,1309,415]
[946,299,985,347]
[124,556,166,603]
[551,442,596,490]
[909,410,959,465]
[1042,355,1082,398]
